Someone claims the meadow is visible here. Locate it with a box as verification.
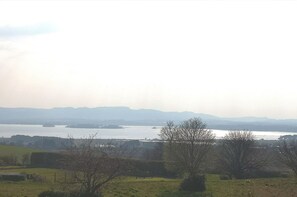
[0,145,42,164]
[1,167,297,197]
[0,145,41,156]
[1,144,297,197]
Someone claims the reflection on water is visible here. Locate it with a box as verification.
[0,124,296,140]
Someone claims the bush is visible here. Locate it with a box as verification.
[219,174,231,180]
[126,159,176,177]
[180,175,206,192]
[31,152,65,168]
[246,170,290,179]
[30,174,46,182]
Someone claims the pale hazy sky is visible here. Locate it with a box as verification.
[0,0,297,119]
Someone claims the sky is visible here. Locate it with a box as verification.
[0,0,297,119]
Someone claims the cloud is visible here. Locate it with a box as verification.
[0,22,57,37]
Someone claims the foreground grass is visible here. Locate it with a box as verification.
[104,175,297,197]
[0,168,297,197]
[0,168,66,197]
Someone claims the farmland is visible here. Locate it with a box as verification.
[0,145,41,157]
[1,167,297,197]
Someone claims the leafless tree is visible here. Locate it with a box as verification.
[278,139,297,176]
[219,130,265,179]
[22,153,31,166]
[63,136,128,196]
[160,118,215,177]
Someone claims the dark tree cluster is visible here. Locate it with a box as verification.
[218,131,266,179]
[278,139,297,176]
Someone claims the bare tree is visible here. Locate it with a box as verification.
[278,139,297,176]
[219,130,265,179]
[63,137,127,197]
[160,118,215,177]
[22,153,31,166]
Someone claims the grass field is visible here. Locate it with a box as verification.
[0,145,41,162]
[105,175,297,197]
[0,145,41,156]
[0,145,42,165]
[1,167,297,197]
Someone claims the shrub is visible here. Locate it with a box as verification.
[30,174,46,182]
[126,159,176,177]
[30,152,175,178]
[31,152,65,168]
[180,175,206,192]
[246,170,291,179]
[219,174,231,180]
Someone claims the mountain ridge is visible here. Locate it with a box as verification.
[0,107,297,132]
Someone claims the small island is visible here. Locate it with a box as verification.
[42,124,55,127]
[66,124,123,129]
[101,125,123,129]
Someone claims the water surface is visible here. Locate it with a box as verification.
[0,124,295,140]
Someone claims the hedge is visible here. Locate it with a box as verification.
[30,152,175,177]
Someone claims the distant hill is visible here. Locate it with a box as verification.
[0,107,216,125]
[0,107,297,132]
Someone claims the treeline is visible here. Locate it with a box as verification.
[0,135,160,154]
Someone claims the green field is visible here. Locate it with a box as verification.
[0,145,41,157]
[1,167,297,197]
[1,145,296,197]
[0,145,42,165]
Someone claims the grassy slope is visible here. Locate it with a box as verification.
[0,145,41,156]
[0,145,39,155]
[0,168,65,197]
[1,168,297,197]
[105,175,297,197]
[0,145,41,163]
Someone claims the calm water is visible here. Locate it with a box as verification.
[0,124,296,140]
